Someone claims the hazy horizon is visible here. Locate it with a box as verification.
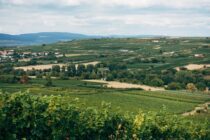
[0,0,210,36]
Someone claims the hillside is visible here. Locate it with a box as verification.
[0,32,95,46]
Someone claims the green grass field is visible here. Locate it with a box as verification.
[1,79,210,115]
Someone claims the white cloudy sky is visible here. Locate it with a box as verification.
[0,0,210,36]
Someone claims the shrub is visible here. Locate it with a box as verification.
[186,83,197,92]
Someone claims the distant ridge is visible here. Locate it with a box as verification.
[0,32,162,47]
[0,32,98,47]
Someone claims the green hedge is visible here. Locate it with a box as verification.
[0,92,209,139]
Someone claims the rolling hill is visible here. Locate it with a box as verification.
[0,32,163,47]
[0,32,96,47]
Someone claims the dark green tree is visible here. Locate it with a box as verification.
[45,74,53,87]
[77,64,85,76]
[67,64,76,77]
[86,64,94,73]
[167,82,181,90]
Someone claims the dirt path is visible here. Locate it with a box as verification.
[182,102,210,116]
[83,80,165,91]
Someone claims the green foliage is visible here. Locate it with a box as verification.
[77,64,86,76]
[150,78,164,87]
[0,93,209,139]
[167,82,182,90]
[45,74,53,87]
[0,75,19,84]
[175,71,195,86]
[67,64,76,77]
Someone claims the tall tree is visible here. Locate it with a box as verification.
[77,64,85,76]
[67,64,76,77]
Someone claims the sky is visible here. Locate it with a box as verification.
[0,0,210,36]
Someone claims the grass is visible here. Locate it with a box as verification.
[2,79,209,115]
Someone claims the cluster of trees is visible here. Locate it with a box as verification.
[12,62,126,80]
[0,93,209,139]
[106,67,209,91]
[128,57,165,64]
[0,75,29,84]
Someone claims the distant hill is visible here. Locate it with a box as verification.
[0,32,97,47]
[0,32,163,47]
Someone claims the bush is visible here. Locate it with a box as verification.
[150,78,164,87]
[186,83,197,92]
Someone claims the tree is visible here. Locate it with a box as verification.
[175,71,195,85]
[67,64,76,77]
[52,65,60,73]
[20,75,29,84]
[106,73,114,81]
[61,66,66,73]
[89,71,97,79]
[167,82,181,90]
[86,64,94,73]
[161,74,174,85]
[0,75,19,84]
[36,72,43,79]
[196,82,206,91]
[186,83,197,92]
[51,65,60,77]
[59,72,68,80]
[81,72,89,79]
[77,64,85,76]
[27,59,37,65]
[45,74,53,87]
[150,78,164,87]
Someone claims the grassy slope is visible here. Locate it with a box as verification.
[15,38,210,70]
[1,79,209,114]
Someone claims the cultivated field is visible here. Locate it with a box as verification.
[176,64,210,71]
[1,79,209,115]
[84,80,165,91]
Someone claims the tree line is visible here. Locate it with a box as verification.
[0,62,209,91]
